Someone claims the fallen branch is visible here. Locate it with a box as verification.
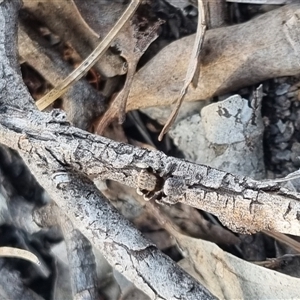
[1,107,300,235]
[0,1,216,298]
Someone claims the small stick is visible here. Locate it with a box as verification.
[158,0,206,141]
[0,246,50,277]
[36,0,141,111]
[263,171,300,184]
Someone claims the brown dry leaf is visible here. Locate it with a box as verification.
[126,5,300,112]
[176,233,300,299]
[73,0,129,38]
[96,14,164,132]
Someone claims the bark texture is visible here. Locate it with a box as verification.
[0,1,216,298]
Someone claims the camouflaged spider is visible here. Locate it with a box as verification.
[136,169,163,201]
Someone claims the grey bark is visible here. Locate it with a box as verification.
[1,107,300,235]
[0,1,217,299]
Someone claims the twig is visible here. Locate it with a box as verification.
[2,106,300,235]
[0,247,50,277]
[24,165,216,299]
[158,0,206,140]
[35,0,141,111]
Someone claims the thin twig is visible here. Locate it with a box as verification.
[263,171,300,183]
[35,0,141,111]
[158,0,206,141]
[263,231,300,253]
[0,246,50,277]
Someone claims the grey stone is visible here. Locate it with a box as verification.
[275,150,291,161]
[275,83,290,96]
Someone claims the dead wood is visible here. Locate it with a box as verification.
[2,1,300,299]
[126,4,300,111]
[0,2,217,298]
[2,101,300,235]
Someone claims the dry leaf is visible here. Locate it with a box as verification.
[126,5,300,112]
[176,233,300,299]
[97,9,164,132]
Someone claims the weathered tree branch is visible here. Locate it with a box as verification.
[1,108,300,235]
[0,1,217,298]
[1,0,300,298]
[22,157,215,299]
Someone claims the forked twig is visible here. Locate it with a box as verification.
[35,0,141,111]
[158,0,206,141]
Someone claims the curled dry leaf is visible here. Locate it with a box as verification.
[126,4,300,112]
[96,10,164,132]
[177,234,300,299]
